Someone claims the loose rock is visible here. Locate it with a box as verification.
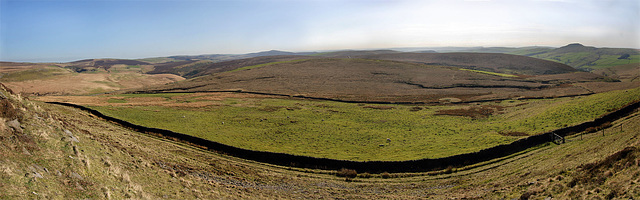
[7,119,22,133]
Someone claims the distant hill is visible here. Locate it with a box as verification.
[144,51,578,78]
[385,44,639,71]
[510,43,640,71]
[346,52,577,75]
[139,58,608,103]
[315,50,400,57]
[147,55,313,78]
[412,50,438,53]
[65,59,151,72]
[158,50,316,63]
[134,44,638,78]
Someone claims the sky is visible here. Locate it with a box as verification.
[0,0,638,62]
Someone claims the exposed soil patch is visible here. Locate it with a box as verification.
[435,105,504,119]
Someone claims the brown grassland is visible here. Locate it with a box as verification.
[142,58,637,103]
[0,61,184,95]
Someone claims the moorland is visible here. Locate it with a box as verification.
[1,43,640,199]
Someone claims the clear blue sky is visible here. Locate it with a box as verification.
[1,0,638,62]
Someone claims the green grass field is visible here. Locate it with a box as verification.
[531,53,639,71]
[88,88,640,161]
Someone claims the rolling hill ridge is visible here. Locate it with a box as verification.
[139,57,613,103]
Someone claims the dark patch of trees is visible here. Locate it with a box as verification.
[618,54,630,59]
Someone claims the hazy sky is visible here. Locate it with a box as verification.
[1,0,638,62]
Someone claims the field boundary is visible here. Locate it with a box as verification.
[46,99,639,173]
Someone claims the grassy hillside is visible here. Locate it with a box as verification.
[0,66,67,82]
[0,62,183,96]
[147,55,314,78]
[3,82,640,199]
[511,43,640,71]
[41,87,640,162]
[591,63,640,82]
[347,52,577,75]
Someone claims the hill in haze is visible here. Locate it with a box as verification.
[147,50,316,63]
[387,44,639,71]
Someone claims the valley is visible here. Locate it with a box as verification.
[2,45,640,199]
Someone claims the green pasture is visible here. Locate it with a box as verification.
[531,52,639,70]
[89,88,640,161]
[587,55,639,70]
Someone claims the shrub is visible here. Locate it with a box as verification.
[358,172,372,178]
[599,122,612,129]
[336,168,357,178]
[444,166,454,174]
[381,172,392,179]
